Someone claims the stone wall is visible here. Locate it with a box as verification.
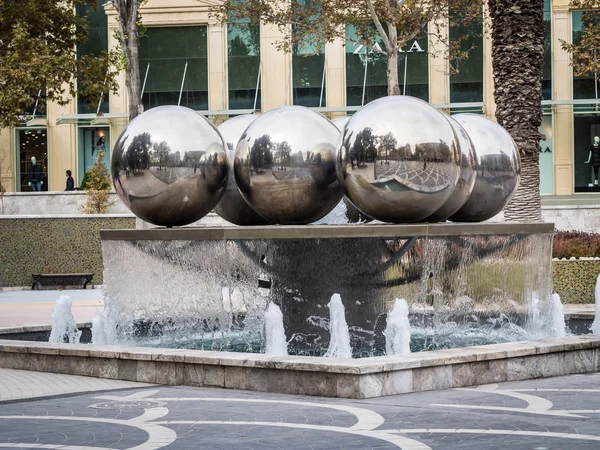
[1,192,129,215]
[553,258,600,304]
[0,215,135,288]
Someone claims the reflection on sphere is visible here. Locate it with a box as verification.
[423,115,477,222]
[111,105,228,227]
[214,115,271,226]
[336,96,461,223]
[449,114,520,223]
[234,106,343,225]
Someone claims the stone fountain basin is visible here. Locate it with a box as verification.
[1,335,598,398]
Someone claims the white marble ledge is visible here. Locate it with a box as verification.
[2,335,599,375]
[0,214,135,219]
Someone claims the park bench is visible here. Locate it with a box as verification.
[31,273,94,290]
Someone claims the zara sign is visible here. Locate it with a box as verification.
[352,40,426,54]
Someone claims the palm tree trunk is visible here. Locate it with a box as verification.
[487,0,545,222]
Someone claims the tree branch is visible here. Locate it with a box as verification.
[364,0,391,50]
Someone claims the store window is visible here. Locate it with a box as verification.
[76,3,109,114]
[139,27,209,110]
[539,114,554,194]
[574,115,600,192]
[228,20,261,110]
[572,10,599,100]
[346,25,428,107]
[542,0,552,100]
[292,31,326,107]
[78,128,110,186]
[18,129,48,192]
[449,9,483,103]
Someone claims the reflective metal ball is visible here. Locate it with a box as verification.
[449,114,521,222]
[331,116,374,223]
[214,115,271,226]
[336,96,461,223]
[423,115,477,222]
[234,106,343,225]
[111,105,229,227]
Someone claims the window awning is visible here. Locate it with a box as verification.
[55,112,129,125]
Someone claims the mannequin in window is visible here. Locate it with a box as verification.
[585,136,600,186]
[28,156,43,191]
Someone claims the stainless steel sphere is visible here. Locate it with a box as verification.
[111,105,228,227]
[234,106,343,225]
[331,116,374,223]
[214,115,271,226]
[336,96,461,223]
[422,115,477,222]
[449,114,521,222]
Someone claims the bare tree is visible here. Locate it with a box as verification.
[110,0,145,120]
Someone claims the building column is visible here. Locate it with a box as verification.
[107,21,129,154]
[483,4,496,120]
[553,6,574,196]
[261,21,291,111]
[47,94,77,192]
[325,36,346,118]
[0,128,16,192]
[428,18,450,106]
[208,23,227,112]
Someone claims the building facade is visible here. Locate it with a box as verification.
[0,0,599,198]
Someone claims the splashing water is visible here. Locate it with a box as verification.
[48,295,81,344]
[324,294,352,358]
[384,298,411,356]
[264,302,288,356]
[314,201,349,225]
[91,310,107,345]
[548,293,566,338]
[592,274,600,335]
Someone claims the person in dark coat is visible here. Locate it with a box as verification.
[65,170,75,191]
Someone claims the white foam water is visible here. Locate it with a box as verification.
[548,293,566,338]
[324,294,352,358]
[91,310,107,345]
[48,295,81,344]
[592,274,600,335]
[384,298,411,356]
[264,302,288,356]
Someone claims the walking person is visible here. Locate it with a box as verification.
[65,170,75,191]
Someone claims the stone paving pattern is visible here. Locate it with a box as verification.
[1,368,600,449]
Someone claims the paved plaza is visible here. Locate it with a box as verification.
[1,368,600,449]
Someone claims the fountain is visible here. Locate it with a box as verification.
[6,99,599,400]
[91,310,107,345]
[48,295,81,344]
[324,294,352,358]
[264,302,288,356]
[384,299,411,356]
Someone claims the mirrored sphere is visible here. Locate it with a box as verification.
[234,106,343,225]
[449,114,521,222]
[214,115,271,226]
[111,105,228,227]
[331,116,374,223]
[422,115,477,222]
[336,96,461,223]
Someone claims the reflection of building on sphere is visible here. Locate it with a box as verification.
[422,114,477,222]
[234,106,342,225]
[110,105,228,227]
[336,96,462,223]
[214,115,272,226]
[448,114,520,223]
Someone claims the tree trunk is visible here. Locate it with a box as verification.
[113,0,143,121]
[488,0,545,222]
[386,24,401,96]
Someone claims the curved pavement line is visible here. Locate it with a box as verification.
[0,416,176,450]
[430,403,586,418]
[0,445,113,450]
[150,397,386,431]
[459,388,555,411]
[155,420,432,449]
[393,428,600,442]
